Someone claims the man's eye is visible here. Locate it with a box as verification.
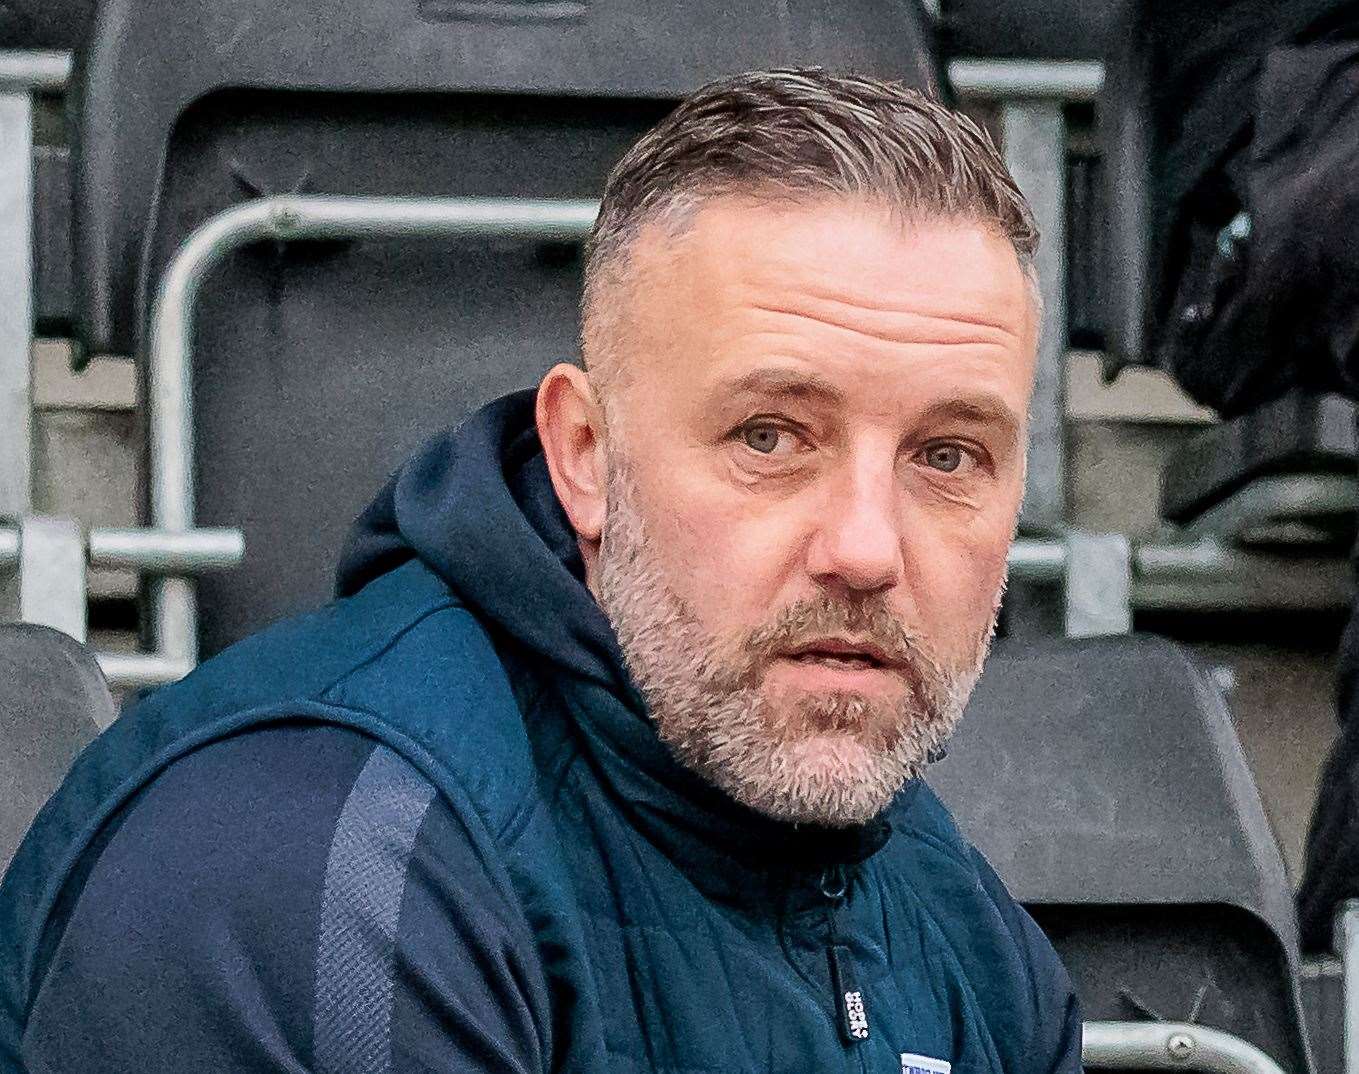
[923,443,965,473]
[740,424,796,456]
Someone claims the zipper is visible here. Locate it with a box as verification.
[821,864,870,1047]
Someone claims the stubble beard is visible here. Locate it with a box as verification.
[594,449,1003,828]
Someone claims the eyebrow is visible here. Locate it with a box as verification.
[719,367,848,406]
[917,397,1023,441]
[717,367,1023,443]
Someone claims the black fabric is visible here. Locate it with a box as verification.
[1300,599,1359,953]
[1146,2,1359,415]
[1140,2,1359,953]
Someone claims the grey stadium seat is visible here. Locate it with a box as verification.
[69,0,943,658]
[0,625,111,876]
[933,634,1312,1072]
[0,0,97,49]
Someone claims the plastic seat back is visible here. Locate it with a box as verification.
[933,635,1312,1072]
[72,0,941,654]
[0,624,111,876]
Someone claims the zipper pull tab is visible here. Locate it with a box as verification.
[821,866,867,1044]
[829,943,870,1043]
[819,864,847,901]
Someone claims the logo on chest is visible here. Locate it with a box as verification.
[842,990,869,1040]
[900,1053,952,1074]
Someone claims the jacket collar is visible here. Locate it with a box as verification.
[552,669,905,908]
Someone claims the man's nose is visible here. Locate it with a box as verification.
[806,467,905,594]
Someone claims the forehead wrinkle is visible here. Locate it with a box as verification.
[799,283,1023,336]
[728,226,1027,334]
[743,297,1022,352]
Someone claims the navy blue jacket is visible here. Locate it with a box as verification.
[1,390,1081,1073]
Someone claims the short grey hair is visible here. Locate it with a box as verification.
[580,67,1039,397]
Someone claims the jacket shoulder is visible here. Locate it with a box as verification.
[21,724,550,1073]
[130,559,468,724]
[130,558,539,840]
[0,560,539,1058]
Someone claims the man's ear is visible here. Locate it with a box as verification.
[536,363,608,544]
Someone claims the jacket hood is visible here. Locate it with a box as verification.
[336,389,899,882]
[337,389,626,693]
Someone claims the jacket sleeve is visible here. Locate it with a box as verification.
[971,849,1084,1074]
[21,725,550,1074]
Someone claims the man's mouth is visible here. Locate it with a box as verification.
[781,639,895,670]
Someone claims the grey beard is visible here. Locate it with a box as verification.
[594,450,998,828]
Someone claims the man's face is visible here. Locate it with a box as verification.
[585,196,1036,826]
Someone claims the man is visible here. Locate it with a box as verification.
[1,69,1081,1072]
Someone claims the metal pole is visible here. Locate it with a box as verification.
[1007,538,1068,582]
[1064,531,1133,637]
[0,51,73,92]
[1136,538,1314,579]
[0,525,245,572]
[0,50,72,627]
[948,59,1104,102]
[1006,534,1353,612]
[1338,900,1359,1074]
[17,517,86,643]
[0,87,34,521]
[2,55,1099,103]
[949,64,1108,540]
[1004,99,1068,534]
[1133,538,1354,612]
[87,527,245,572]
[146,195,597,669]
[96,652,194,690]
[1083,1021,1287,1074]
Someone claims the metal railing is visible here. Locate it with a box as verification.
[0,521,244,686]
[1337,901,1359,1074]
[950,59,1103,101]
[0,54,1121,680]
[0,53,48,521]
[3,55,1354,655]
[0,525,244,573]
[92,219,1359,672]
[131,58,1107,673]
[143,195,600,677]
[0,52,1101,100]
[0,50,71,92]
[952,60,1103,534]
[1084,1021,1287,1074]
